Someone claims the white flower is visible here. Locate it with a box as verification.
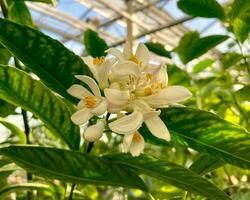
[84,120,105,142]
[67,75,107,125]
[123,131,145,157]
[82,56,116,89]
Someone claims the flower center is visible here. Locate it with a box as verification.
[129,54,141,65]
[144,87,153,95]
[85,96,97,108]
[93,57,105,65]
[133,132,141,142]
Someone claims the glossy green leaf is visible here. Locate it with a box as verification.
[144,42,171,58]
[0,66,80,149]
[0,99,16,117]
[189,154,225,175]
[0,45,11,65]
[177,0,225,19]
[234,86,250,102]
[106,154,230,200]
[0,118,26,144]
[0,183,54,199]
[0,18,92,103]
[9,1,33,26]
[176,32,228,63]
[83,29,108,57]
[192,59,214,74]
[152,107,250,169]
[0,146,148,191]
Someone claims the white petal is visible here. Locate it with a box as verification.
[104,88,130,106]
[84,120,105,142]
[71,108,93,125]
[106,48,123,60]
[129,133,145,157]
[75,75,101,98]
[144,116,170,141]
[77,100,85,109]
[122,133,134,152]
[98,58,115,89]
[111,61,140,81]
[109,111,143,134]
[135,43,150,65]
[91,98,107,116]
[82,56,99,81]
[123,41,132,59]
[67,84,93,99]
[133,99,151,112]
[141,86,192,107]
[107,101,123,113]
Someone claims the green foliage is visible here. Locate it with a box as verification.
[167,64,191,86]
[234,86,250,102]
[222,52,243,69]
[229,0,250,43]
[189,154,225,175]
[177,0,225,19]
[176,31,228,63]
[107,154,230,200]
[83,29,108,57]
[0,66,80,149]
[0,99,16,117]
[192,59,215,74]
[0,18,92,103]
[0,146,147,191]
[144,42,171,58]
[141,107,250,169]
[0,45,11,65]
[8,1,32,26]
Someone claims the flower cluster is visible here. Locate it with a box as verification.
[67,43,192,156]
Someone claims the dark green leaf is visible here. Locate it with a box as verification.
[9,1,33,26]
[0,146,148,191]
[192,59,214,74]
[0,66,80,149]
[156,107,250,169]
[0,45,11,65]
[144,42,171,58]
[0,118,26,144]
[189,154,225,175]
[0,99,16,117]
[177,0,225,19]
[222,52,243,69]
[234,86,250,102]
[83,29,108,57]
[106,154,230,200]
[0,18,92,103]
[176,32,228,63]
[167,64,191,87]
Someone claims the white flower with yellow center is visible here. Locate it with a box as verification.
[82,56,116,89]
[67,75,107,125]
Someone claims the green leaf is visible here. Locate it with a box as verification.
[192,59,215,74]
[229,0,250,43]
[0,18,92,103]
[144,42,171,58]
[234,86,250,102]
[0,66,80,149]
[106,154,231,200]
[0,99,16,117]
[9,1,33,26]
[221,52,243,69]
[189,154,225,175]
[177,0,225,20]
[0,45,11,65]
[0,118,26,144]
[0,183,54,199]
[0,146,148,191]
[176,32,228,63]
[167,64,191,87]
[83,29,108,57]
[154,107,250,169]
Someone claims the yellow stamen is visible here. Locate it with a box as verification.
[85,96,97,108]
[129,54,141,65]
[93,57,105,65]
[133,132,141,142]
[144,87,153,95]
[146,73,153,81]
